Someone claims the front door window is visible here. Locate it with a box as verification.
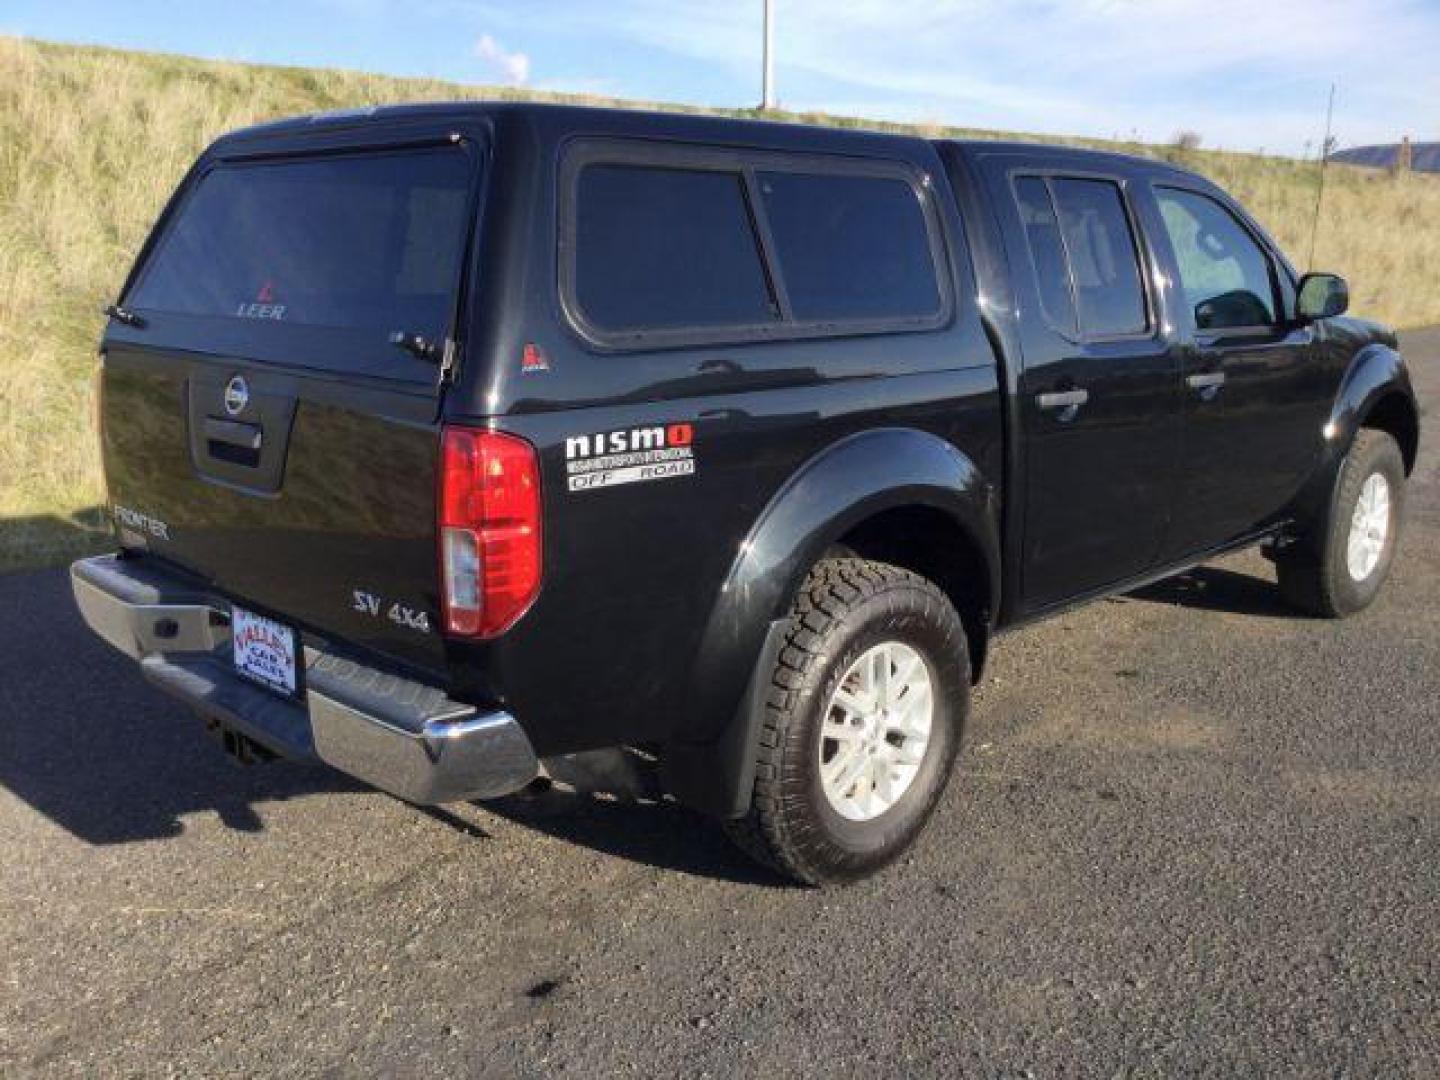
[1155,187,1278,332]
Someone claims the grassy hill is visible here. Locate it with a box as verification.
[3,34,1438,571]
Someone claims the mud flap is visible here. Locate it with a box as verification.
[661,617,789,819]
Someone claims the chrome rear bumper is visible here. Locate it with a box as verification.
[70,555,538,804]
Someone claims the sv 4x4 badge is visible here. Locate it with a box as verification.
[565,423,695,492]
[352,590,431,634]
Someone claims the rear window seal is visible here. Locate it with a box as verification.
[557,138,955,353]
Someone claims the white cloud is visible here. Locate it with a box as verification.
[473,32,530,84]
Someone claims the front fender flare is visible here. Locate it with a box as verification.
[662,427,999,818]
[1288,342,1419,540]
[1325,343,1416,461]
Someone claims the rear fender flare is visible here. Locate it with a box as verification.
[662,427,999,817]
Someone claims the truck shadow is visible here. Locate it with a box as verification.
[0,510,111,575]
[0,567,359,844]
[0,565,778,881]
[482,786,789,887]
[1123,565,1299,619]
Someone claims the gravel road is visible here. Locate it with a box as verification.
[2,330,1436,1077]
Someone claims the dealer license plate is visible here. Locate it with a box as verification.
[232,606,298,697]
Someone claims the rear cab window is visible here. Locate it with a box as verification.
[560,141,951,350]
[125,146,479,382]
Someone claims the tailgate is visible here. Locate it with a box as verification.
[99,137,484,675]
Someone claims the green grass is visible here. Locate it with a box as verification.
[4,34,1439,573]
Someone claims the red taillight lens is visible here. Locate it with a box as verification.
[438,427,542,637]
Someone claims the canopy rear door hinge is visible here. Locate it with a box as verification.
[438,338,459,386]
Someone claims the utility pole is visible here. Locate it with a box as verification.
[761,0,776,111]
[1307,82,1336,271]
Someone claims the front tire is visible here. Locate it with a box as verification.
[1276,429,1406,618]
[724,558,970,885]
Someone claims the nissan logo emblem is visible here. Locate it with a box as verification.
[223,375,249,417]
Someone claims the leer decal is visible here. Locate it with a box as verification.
[236,279,285,320]
[565,423,695,492]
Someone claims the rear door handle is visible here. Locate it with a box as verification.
[1186,371,1226,392]
[203,417,263,451]
[1036,389,1089,413]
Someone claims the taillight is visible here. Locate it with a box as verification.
[438,427,543,638]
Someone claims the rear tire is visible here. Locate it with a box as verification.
[723,558,969,886]
[1276,430,1406,618]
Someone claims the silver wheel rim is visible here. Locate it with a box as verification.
[1346,472,1391,582]
[817,641,934,822]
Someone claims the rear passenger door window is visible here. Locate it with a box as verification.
[574,164,779,333]
[1154,187,1277,331]
[1013,175,1149,339]
[1014,177,1078,335]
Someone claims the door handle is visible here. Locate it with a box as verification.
[1185,371,1226,392]
[203,417,263,451]
[1036,389,1089,414]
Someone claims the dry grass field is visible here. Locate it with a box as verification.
[3,34,1438,571]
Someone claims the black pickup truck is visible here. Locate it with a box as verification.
[74,103,1419,884]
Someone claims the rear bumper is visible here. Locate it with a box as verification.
[70,554,538,804]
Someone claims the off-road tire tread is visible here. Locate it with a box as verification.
[723,558,966,884]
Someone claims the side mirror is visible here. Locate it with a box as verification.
[1296,272,1349,322]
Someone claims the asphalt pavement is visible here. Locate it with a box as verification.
[2,330,1437,1077]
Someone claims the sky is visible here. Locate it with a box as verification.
[4,0,1437,156]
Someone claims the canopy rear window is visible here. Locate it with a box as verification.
[127,147,475,378]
